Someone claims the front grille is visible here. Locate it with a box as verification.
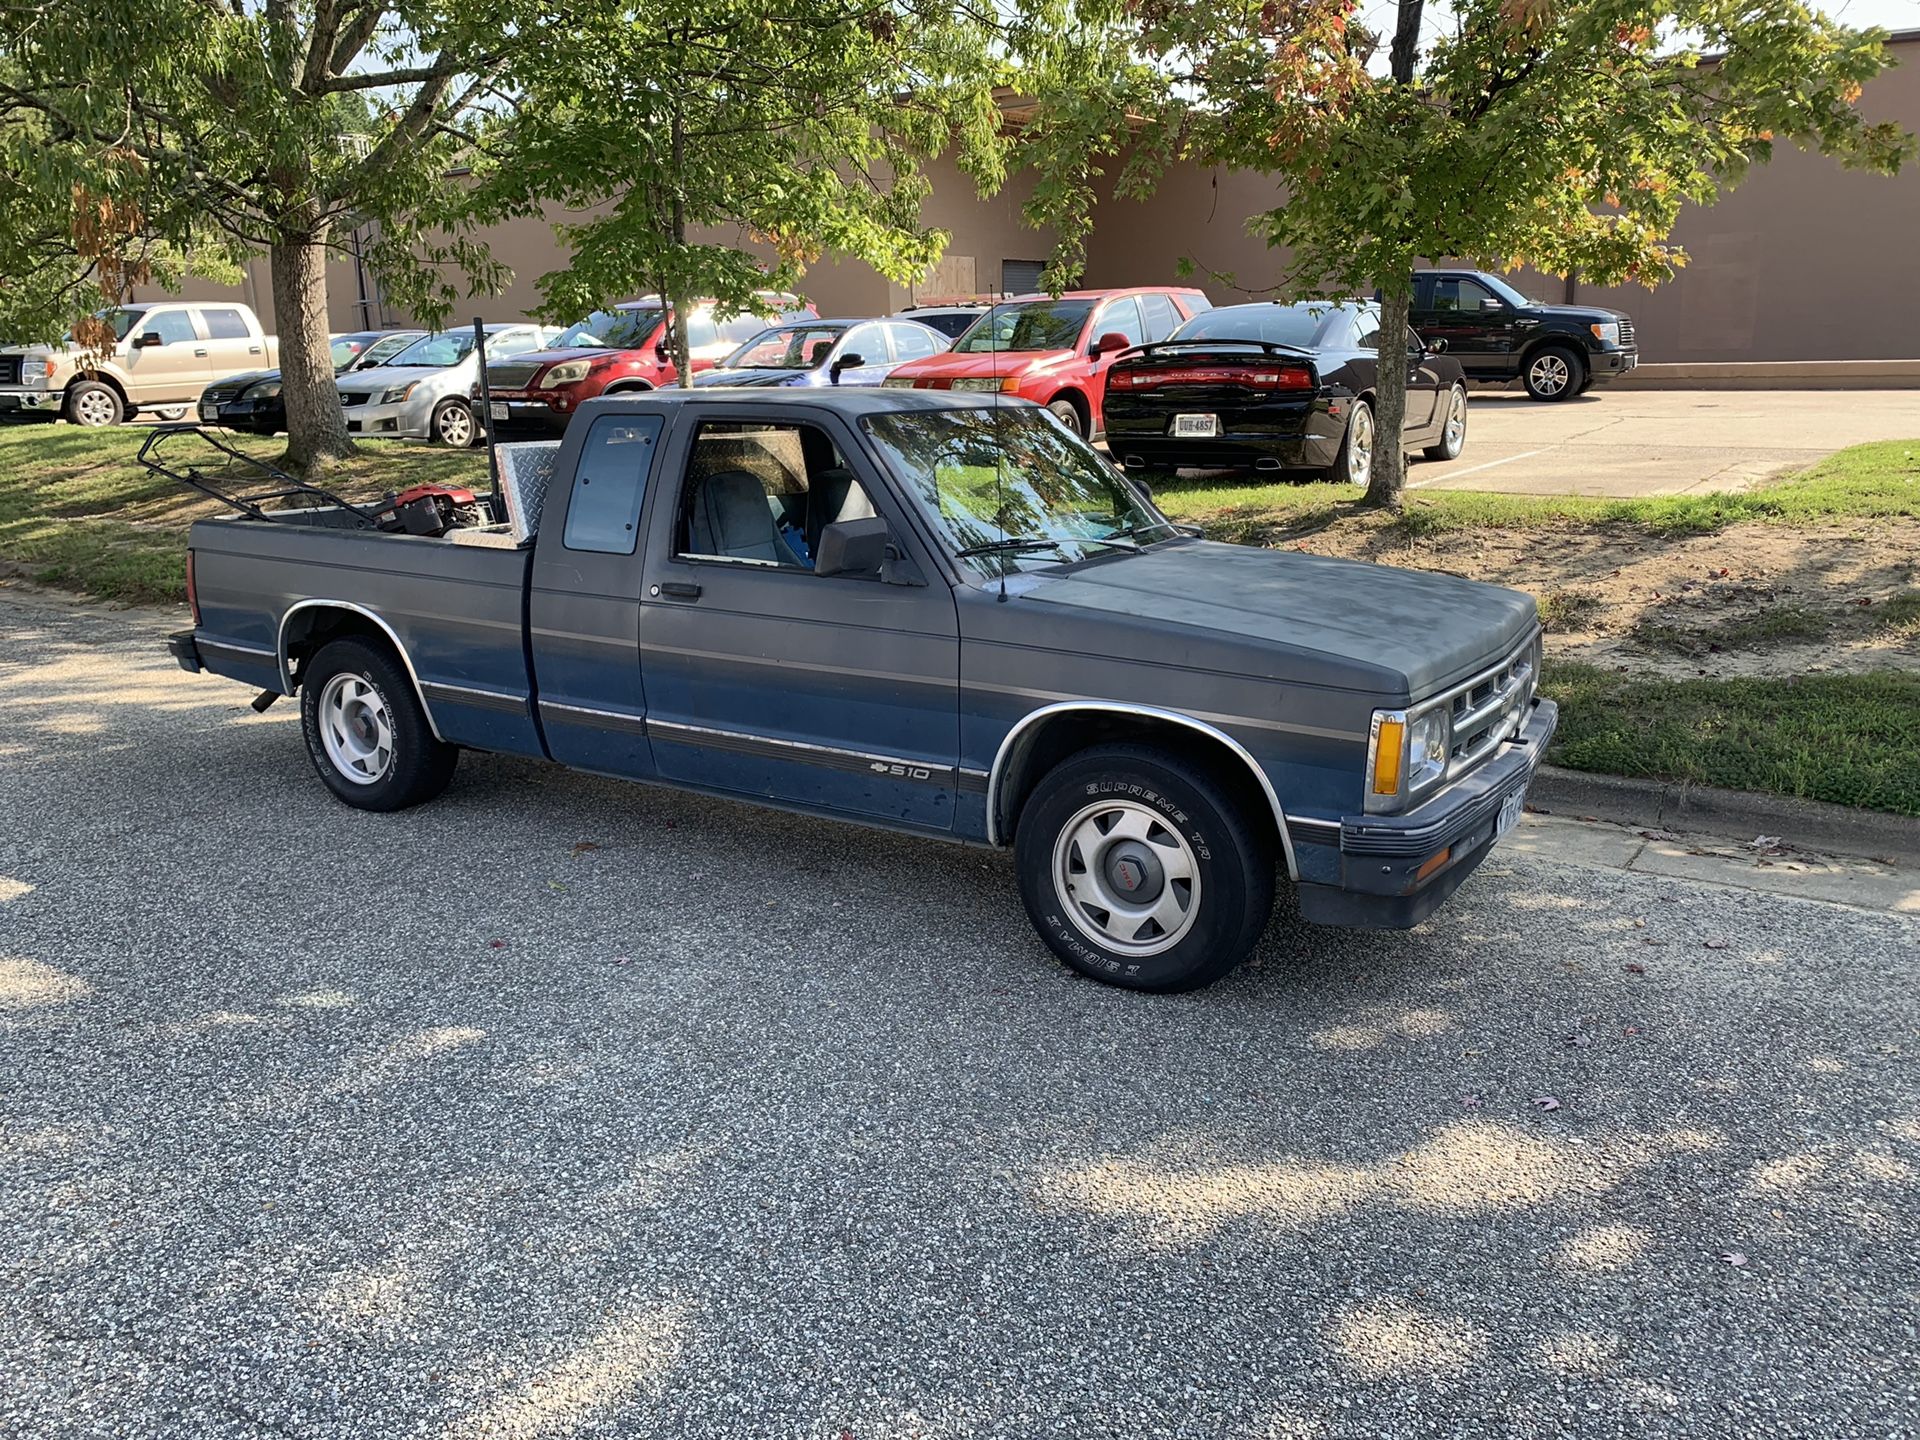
[202,381,248,405]
[0,356,19,385]
[1617,316,1635,348]
[1441,633,1539,779]
[486,363,542,391]
[339,391,370,407]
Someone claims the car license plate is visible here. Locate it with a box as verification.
[1172,413,1218,438]
[489,401,509,421]
[1622,354,1637,371]
[1495,789,1525,841]
[198,404,217,421]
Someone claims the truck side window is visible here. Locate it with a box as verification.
[139,311,198,346]
[1431,278,1498,314]
[675,422,877,573]
[199,308,251,340]
[563,413,664,555]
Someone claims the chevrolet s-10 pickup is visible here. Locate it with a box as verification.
[168,389,1555,991]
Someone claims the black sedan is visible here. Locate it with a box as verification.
[198,330,424,435]
[1102,301,1468,484]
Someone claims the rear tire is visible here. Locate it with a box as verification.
[1014,743,1275,992]
[1423,384,1468,461]
[299,639,457,811]
[1321,399,1374,485]
[1523,345,1584,401]
[65,381,123,428]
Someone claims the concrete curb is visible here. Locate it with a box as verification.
[1527,765,1920,866]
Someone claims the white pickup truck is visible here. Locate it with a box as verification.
[0,301,278,427]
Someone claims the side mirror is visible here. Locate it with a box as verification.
[814,516,890,577]
[828,353,864,384]
[133,331,164,348]
[655,342,671,365]
[1092,331,1130,358]
[1424,337,1448,354]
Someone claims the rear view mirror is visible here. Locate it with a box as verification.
[815,516,890,577]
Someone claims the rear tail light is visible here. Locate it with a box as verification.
[1111,364,1314,391]
[185,551,200,626]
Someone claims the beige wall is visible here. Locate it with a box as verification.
[128,35,1918,362]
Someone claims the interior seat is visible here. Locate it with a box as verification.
[689,470,794,565]
[805,466,877,556]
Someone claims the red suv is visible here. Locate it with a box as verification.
[879,286,1210,438]
[483,292,815,435]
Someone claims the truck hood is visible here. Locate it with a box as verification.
[1526,302,1632,323]
[0,343,61,359]
[1022,541,1538,697]
[893,349,1071,384]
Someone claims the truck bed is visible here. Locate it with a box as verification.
[189,515,545,757]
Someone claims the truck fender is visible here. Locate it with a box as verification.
[986,700,1299,880]
[276,599,444,741]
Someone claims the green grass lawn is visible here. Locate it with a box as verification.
[1543,664,1920,817]
[1155,438,1920,541]
[0,421,486,604]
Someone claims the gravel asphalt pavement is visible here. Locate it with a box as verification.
[3,589,1917,1439]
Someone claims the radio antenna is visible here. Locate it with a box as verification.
[473,316,507,525]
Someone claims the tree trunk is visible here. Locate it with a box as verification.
[1364,279,1413,509]
[270,231,354,473]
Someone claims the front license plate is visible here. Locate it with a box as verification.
[1622,354,1637,371]
[489,401,509,421]
[1495,789,1526,841]
[198,404,217,421]
[1172,413,1218,438]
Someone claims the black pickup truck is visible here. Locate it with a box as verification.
[166,390,1555,993]
[1410,270,1638,401]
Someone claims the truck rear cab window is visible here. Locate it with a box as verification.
[563,414,664,554]
[199,308,251,339]
[674,421,877,573]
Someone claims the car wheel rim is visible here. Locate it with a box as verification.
[74,390,115,426]
[1530,355,1570,395]
[1051,799,1202,958]
[1346,407,1374,485]
[1444,389,1466,450]
[1049,402,1083,436]
[438,404,471,445]
[319,673,394,785]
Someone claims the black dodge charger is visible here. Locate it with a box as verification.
[1103,300,1468,484]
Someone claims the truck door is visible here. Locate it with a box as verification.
[528,410,666,776]
[123,308,213,404]
[1412,274,1516,379]
[637,408,962,830]
[194,306,270,379]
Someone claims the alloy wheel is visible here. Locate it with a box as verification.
[72,389,118,426]
[1346,405,1376,485]
[1444,388,1467,451]
[1050,799,1202,957]
[436,401,474,447]
[318,673,394,785]
[1528,353,1571,397]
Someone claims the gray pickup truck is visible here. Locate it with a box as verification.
[168,389,1555,992]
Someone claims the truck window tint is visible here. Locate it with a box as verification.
[563,414,664,554]
[675,422,874,572]
[200,308,251,339]
[1430,278,1498,314]
[140,311,198,346]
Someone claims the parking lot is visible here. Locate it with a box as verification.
[1409,388,1920,497]
[5,589,1918,1438]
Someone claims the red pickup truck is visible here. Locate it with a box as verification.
[482,292,815,435]
[880,286,1210,438]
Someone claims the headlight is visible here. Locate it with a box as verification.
[541,360,591,387]
[951,376,1018,393]
[1589,321,1621,346]
[243,380,282,400]
[881,376,916,389]
[380,382,417,404]
[1365,705,1451,812]
[20,358,49,381]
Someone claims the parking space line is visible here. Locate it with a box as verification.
[1408,448,1547,488]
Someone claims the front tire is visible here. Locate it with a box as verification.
[431,397,477,448]
[1523,345,1584,401]
[65,381,124,428]
[1046,396,1088,438]
[1423,384,1468,461]
[299,639,457,811]
[1014,743,1275,992]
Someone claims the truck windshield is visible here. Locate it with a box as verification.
[719,324,847,370]
[950,299,1093,355]
[864,407,1179,579]
[553,309,664,350]
[64,309,146,344]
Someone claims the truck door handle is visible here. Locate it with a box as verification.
[656,581,701,600]
[248,345,262,354]
[193,348,208,357]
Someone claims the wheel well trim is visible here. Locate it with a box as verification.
[1521,335,1587,369]
[985,700,1300,879]
[68,372,129,402]
[276,599,443,740]
[601,378,656,393]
